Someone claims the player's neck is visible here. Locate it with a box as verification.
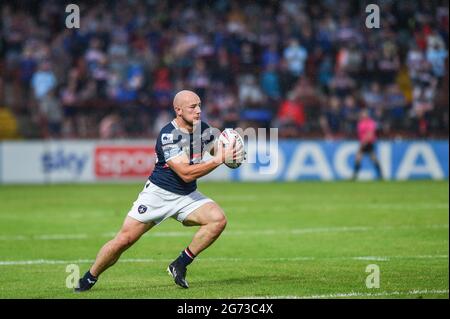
[174,117,194,133]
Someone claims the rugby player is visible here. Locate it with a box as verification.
[75,90,243,291]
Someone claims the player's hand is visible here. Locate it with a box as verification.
[214,138,237,164]
[233,142,246,161]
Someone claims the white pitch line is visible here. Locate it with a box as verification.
[0,258,172,266]
[223,203,449,211]
[0,259,94,265]
[35,234,89,240]
[352,256,390,261]
[238,289,449,299]
[0,255,447,266]
[0,224,447,241]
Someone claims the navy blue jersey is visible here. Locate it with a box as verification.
[149,120,216,195]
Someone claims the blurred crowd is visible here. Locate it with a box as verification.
[0,0,448,140]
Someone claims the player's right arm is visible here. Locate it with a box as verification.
[167,141,239,183]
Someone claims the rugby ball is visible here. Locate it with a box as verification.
[218,128,245,169]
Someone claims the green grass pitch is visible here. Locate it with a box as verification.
[0,181,448,299]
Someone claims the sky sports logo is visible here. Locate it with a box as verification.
[41,149,88,175]
[94,146,156,178]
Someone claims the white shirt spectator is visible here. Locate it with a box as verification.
[407,47,425,79]
[426,45,448,78]
[283,39,308,76]
[238,74,264,105]
[31,70,56,99]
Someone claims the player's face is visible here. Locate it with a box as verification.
[180,97,201,125]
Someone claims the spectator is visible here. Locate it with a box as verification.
[320,95,343,138]
[384,84,408,129]
[19,46,37,86]
[210,47,234,85]
[99,113,124,139]
[341,95,360,135]
[407,43,425,80]
[317,55,333,92]
[238,74,265,108]
[377,42,400,84]
[153,67,173,110]
[38,89,63,138]
[411,60,437,117]
[362,82,384,112]
[283,38,308,77]
[0,0,447,139]
[31,61,57,100]
[188,59,210,101]
[260,64,281,101]
[329,70,356,98]
[276,91,305,137]
[426,41,448,85]
[0,105,19,139]
[336,43,363,76]
[261,43,280,69]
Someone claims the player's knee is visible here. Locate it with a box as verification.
[211,213,227,234]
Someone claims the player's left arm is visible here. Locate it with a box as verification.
[167,153,221,183]
[167,141,237,183]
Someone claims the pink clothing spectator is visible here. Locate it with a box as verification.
[277,99,305,127]
[357,117,377,144]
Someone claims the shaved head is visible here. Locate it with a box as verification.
[173,90,200,111]
[172,90,202,129]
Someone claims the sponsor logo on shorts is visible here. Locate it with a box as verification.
[138,205,148,214]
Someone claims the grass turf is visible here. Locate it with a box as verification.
[0,181,448,299]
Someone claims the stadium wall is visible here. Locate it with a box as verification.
[0,140,447,184]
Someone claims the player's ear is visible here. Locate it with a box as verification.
[173,104,180,116]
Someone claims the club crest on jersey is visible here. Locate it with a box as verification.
[138,205,147,214]
[161,133,173,145]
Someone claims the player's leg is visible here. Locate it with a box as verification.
[168,201,226,288]
[369,151,383,179]
[91,216,154,276]
[75,216,154,292]
[182,202,227,255]
[352,149,363,180]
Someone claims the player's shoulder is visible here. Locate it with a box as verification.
[200,121,218,137]
[157,121,179,146]
[159,121,177,135]
[199,121,218,143]
[200,121,210,131]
